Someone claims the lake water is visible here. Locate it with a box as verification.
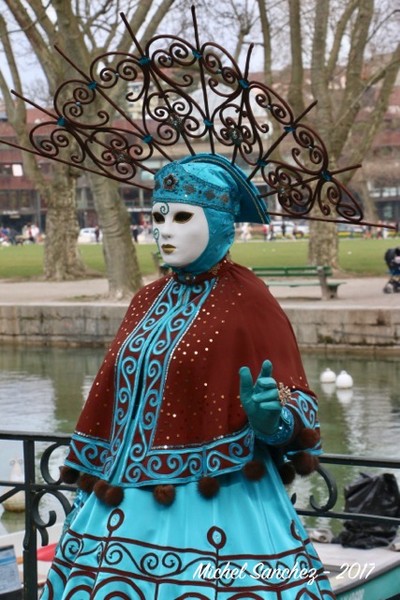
[0,346,399,535]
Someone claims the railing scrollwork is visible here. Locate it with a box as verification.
[0,432,75,599]
[308,464,338,514]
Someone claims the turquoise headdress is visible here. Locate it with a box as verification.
[153,153,270,224]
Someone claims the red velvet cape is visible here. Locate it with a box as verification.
[65,259,316,485]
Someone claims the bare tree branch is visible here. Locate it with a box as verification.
[332,0,374,156]
[256,0,272,82]
[4,0,58,89]
[326,0,358,83]
[118,0,176,53]
[310,0,333,141]
[287,0,305,115]
[349,41,400,166]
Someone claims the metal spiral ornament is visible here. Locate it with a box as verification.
[3,5,367,225]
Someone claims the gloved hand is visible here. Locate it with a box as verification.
[239,360,282,436]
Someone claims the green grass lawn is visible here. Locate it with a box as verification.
[0,237,397,279]
[230,238,397,276]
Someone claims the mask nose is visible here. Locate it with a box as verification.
[160,228,172,239]
[159,217,173,239]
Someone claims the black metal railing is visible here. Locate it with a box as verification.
[1,430,399,599]
[0,432,75,599]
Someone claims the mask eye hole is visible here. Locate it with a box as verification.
[152,212,165,224]
[174,211,194,224]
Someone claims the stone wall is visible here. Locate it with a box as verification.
[0,303,399,354]
[285,306,400,352]
[0,304,127,347]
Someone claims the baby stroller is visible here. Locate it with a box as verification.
[383,247,400,293]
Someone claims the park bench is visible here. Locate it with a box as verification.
[251,265,346,299]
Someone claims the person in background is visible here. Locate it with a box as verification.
[131,223,139,242]
[240,221,252,241]
[268,221,275,240]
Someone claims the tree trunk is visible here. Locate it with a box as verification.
[307,0,339,268]
[43,166,86,280]
[353,179,378,224]
[308,221,339,269]
[90,175,143,299]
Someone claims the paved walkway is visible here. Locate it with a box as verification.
[1,274,400,309]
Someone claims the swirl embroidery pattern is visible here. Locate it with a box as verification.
[45,508,334,599]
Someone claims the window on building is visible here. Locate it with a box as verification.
[12,164,23,176]
[0,164,13,175]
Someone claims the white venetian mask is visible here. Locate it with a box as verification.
[152,202,210,268]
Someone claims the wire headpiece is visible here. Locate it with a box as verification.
[5,7,367,225]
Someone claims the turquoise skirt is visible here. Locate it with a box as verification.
[41,452,334,599]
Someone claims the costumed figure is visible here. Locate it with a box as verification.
[1,8,374,599]
[40,153,334,599]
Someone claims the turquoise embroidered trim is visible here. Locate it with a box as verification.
[290,390,319,429]
[109,277,241,484]
[122,426,254,486]
[66,433,110,475]
[289,390,322,455]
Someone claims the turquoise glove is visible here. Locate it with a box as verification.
[239,360,282,436]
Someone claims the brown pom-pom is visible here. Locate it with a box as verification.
[59,466,80,484]
[78,473,99,493]
[279,462,296,485]
[153,484,176,506]
[93,479,108,498]
[292,452,319,476]
[243,460,266,481]
[93,479,124,506]
[297,428,319,449]
[104,485,124,507]
[198,476,220,499]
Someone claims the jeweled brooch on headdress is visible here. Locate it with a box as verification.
[163,174,178,191]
